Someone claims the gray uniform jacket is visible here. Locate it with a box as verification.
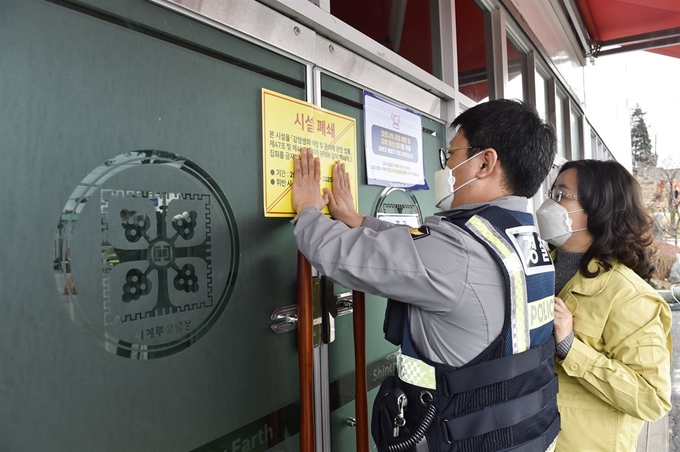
[294,196,531,367]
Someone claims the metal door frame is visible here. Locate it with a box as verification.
[148,0,450,122]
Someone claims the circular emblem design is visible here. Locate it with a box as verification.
[55,151,239,359]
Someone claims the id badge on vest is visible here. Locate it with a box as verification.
[506,225,554,275]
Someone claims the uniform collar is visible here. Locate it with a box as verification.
[435,196,529,216]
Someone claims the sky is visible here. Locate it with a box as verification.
[593,51,680,166]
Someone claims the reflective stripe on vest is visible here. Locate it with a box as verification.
[547,436,557,452]
[397,348,437,389]
[466,214,530,354]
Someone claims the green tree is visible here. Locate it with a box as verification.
[630,104,656,175]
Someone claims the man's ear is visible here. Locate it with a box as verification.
[476,148,498,178]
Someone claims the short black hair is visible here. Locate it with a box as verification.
[452,99,556,197]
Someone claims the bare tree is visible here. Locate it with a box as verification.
[650,156,680,245]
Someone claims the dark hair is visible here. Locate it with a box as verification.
[452,99,556,197]
[558,160,656,280]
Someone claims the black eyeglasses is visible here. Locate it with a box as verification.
[438,146,486,169]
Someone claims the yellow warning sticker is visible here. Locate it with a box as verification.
[261,88,358,217]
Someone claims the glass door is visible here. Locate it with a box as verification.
[1,0,309,450]
[318,73,445,451]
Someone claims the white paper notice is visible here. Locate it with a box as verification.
[363,91,425,188]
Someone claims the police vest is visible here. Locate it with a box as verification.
[373,205,560,452]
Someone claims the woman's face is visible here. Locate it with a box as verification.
[552,168,592,252]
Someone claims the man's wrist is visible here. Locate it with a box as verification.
[294,203,320,214]
[346,213,366,228]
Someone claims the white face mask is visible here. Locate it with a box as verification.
[535,199,587,247]
[433,152,481,210]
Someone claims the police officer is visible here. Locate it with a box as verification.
[292,99,558,452]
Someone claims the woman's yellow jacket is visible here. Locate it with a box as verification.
[555,259,672,452]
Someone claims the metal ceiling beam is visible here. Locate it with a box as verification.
[596,35,680,57]
[598,26,680,47]
[388,0,408,53]
[561,0,593,57]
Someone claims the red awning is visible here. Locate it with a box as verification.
[575,0,680,57]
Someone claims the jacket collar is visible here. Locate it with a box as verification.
[551,250,614,297]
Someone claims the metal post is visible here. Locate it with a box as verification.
[353,290,369,452]
[297,251,315,451]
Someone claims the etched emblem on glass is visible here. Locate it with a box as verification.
[56,151,239,359]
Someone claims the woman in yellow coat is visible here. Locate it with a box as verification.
[535,160,672,452]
